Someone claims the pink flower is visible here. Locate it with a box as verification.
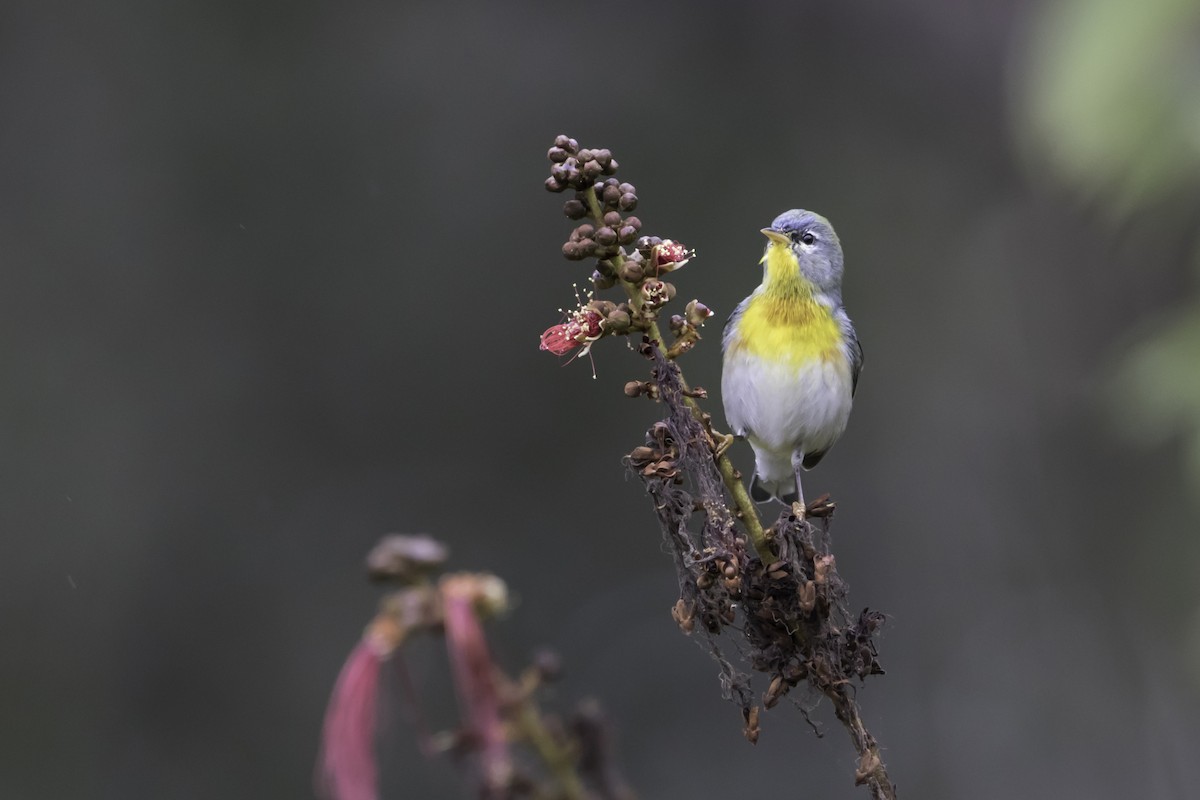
[540,323,581,356]
[654,240,693,272]
[539,307,605,358]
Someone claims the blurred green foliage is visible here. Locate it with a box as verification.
[1019,0,1200,492]
[1018,0,1200,213]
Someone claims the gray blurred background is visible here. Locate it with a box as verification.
[5,0,1200,797]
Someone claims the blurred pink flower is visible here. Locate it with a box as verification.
[442,577,512,793]
[317,619,403,800]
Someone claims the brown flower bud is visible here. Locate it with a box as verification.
[602,184,621,206]
[604,308,631,332]
[624,380,643,398]
[624,216,642,233]
[685,299,712,326]
[554,134,575,151]
[603,210,622,228]
[595,226,618,246]
[563,199,586,219]
[577,238,597,257]
[532,648,563,682]
[602,158,618,174]
[577,148,593,163]
[572,223,595,240]
[636,235,661,257]
[547,146,569,163]
[618,182,636,195]
[619,261,645,283]
[593,148,612,166]
[582,160,602,180]
[545,177,565,193]
[589,299,616,316]
[617,225,638,244]
[618,192,637,211]
[591,269,616,290]
[562,241,583,260]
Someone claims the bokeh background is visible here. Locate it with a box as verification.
[5,0,1200,797]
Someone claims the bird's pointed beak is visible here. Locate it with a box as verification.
[761,228,790,246]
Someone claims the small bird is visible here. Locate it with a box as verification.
[721,209,862,512]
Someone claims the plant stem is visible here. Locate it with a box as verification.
[509,679,586,800]
[581,187,775,563]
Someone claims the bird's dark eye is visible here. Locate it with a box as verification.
[796,231,815,246]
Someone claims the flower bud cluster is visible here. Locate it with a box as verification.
[540,135,708,367]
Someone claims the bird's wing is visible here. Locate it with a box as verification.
[721,295,753,354]
[838,309,864,397]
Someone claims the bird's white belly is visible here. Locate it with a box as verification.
[722,353,853,457]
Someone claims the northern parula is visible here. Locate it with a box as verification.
[721,209,863,510]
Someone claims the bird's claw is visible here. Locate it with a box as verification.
[713,432,736,461]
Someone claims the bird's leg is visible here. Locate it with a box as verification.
[790,450,807,519]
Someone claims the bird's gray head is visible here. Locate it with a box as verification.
[761,209,844,299]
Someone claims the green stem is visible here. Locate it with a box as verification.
[581,187,775,564]
[511,689,586,800]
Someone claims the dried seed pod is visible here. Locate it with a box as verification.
[814,554,835,584]
[763,675,786,709]
[743,706,760,745]
[671,598,696,635]
[798,580,817,613]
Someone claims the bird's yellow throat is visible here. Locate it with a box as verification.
[728,243,843,365]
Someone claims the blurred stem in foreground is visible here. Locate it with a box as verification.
[540,137,895,799]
